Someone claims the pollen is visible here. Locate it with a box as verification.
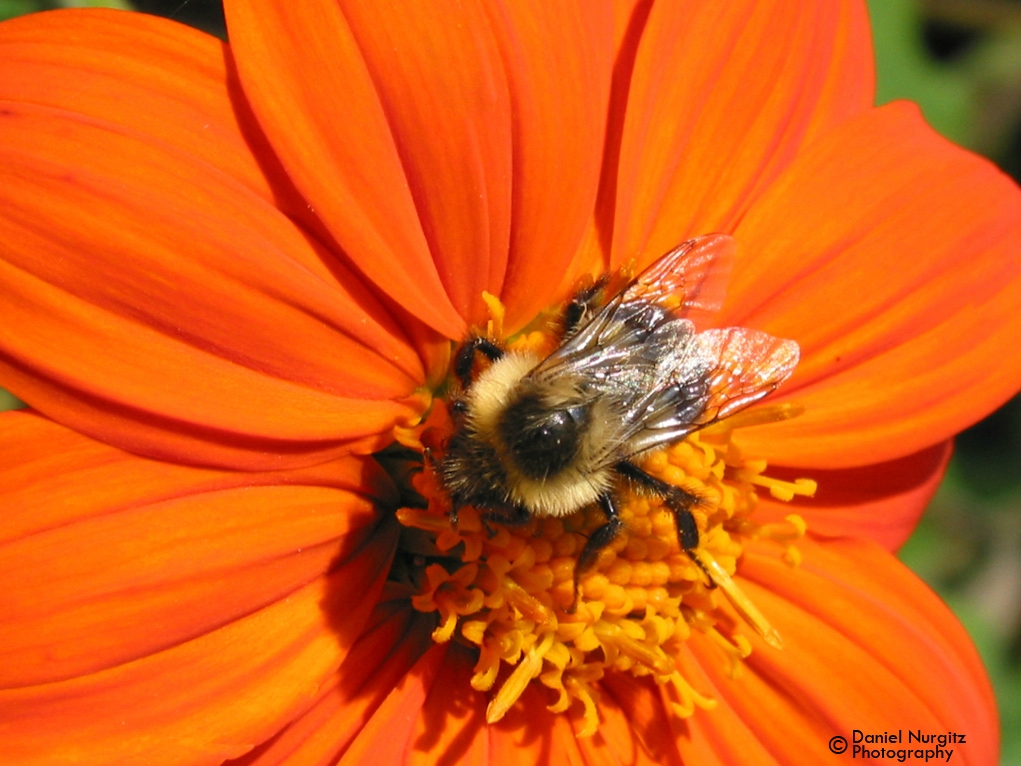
[395,407,814,735]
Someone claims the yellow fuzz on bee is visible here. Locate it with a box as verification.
[394,317,815,736]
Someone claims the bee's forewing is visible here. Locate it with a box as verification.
[627,234,736,329]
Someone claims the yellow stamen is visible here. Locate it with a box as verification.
[667,671,718,717]
[481,290,505,341]
[487,631,556,724]
[705,625,753,678]
[593,620,676,676]
[701,402,804,433]
[695,549,783,650]
[564,677,601,737]
[736,463,818,501]
[499,575,555,627]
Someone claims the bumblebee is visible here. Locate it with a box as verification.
[439,235,799,579]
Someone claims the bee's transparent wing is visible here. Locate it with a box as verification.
[529,233,796,462]
[697,329,800,420]
[622,327,800,457]
[533,234,735,378]
[623,234,735,329]
[531,298,685,381]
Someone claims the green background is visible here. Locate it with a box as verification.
[2,0,1019,762]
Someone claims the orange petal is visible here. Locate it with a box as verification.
[312,640,588,764]
[600,673,684,764]
[339,645,451,765]
[225,1,612,333]
[225,597,436,765]
[609,0,873,265]
[223,0,463,338]
[728,102,1021,468]
[0,9,319,234]
[399,645,674,764]
[298,0,516,325]
[489,687,588,765]
[403,644,585,765]
[755,441,952,552]
[481,2,613,330]
[0,411,398,765]
[677,537,997,764]
[0,15,430,468]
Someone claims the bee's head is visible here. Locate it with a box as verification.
[497,389,592,481]
[442,350,612,518]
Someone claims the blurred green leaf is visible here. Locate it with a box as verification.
[1,0,133,19]
[944,594,1021,766]
[57,0,134,8]
[0,388,25,413]
[868,0,974,143]
[0,0,45,21]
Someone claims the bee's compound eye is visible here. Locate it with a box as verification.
[498,395,590,480]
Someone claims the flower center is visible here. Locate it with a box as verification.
[388,296,815,736]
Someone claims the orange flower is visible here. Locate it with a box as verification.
[1,2,1019,764]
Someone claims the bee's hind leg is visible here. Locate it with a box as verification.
[615,461,717,589]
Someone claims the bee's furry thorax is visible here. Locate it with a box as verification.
[442,350,617,518]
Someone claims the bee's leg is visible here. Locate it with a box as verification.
[563,276,610,335]
[479,504,532,537]
[576,493,624,573]
[454,336,504,389]
[615,461,717,588]
[566,493,624,612]
[485,504,532,526]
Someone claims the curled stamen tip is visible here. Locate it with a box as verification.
[784,513,808,535]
